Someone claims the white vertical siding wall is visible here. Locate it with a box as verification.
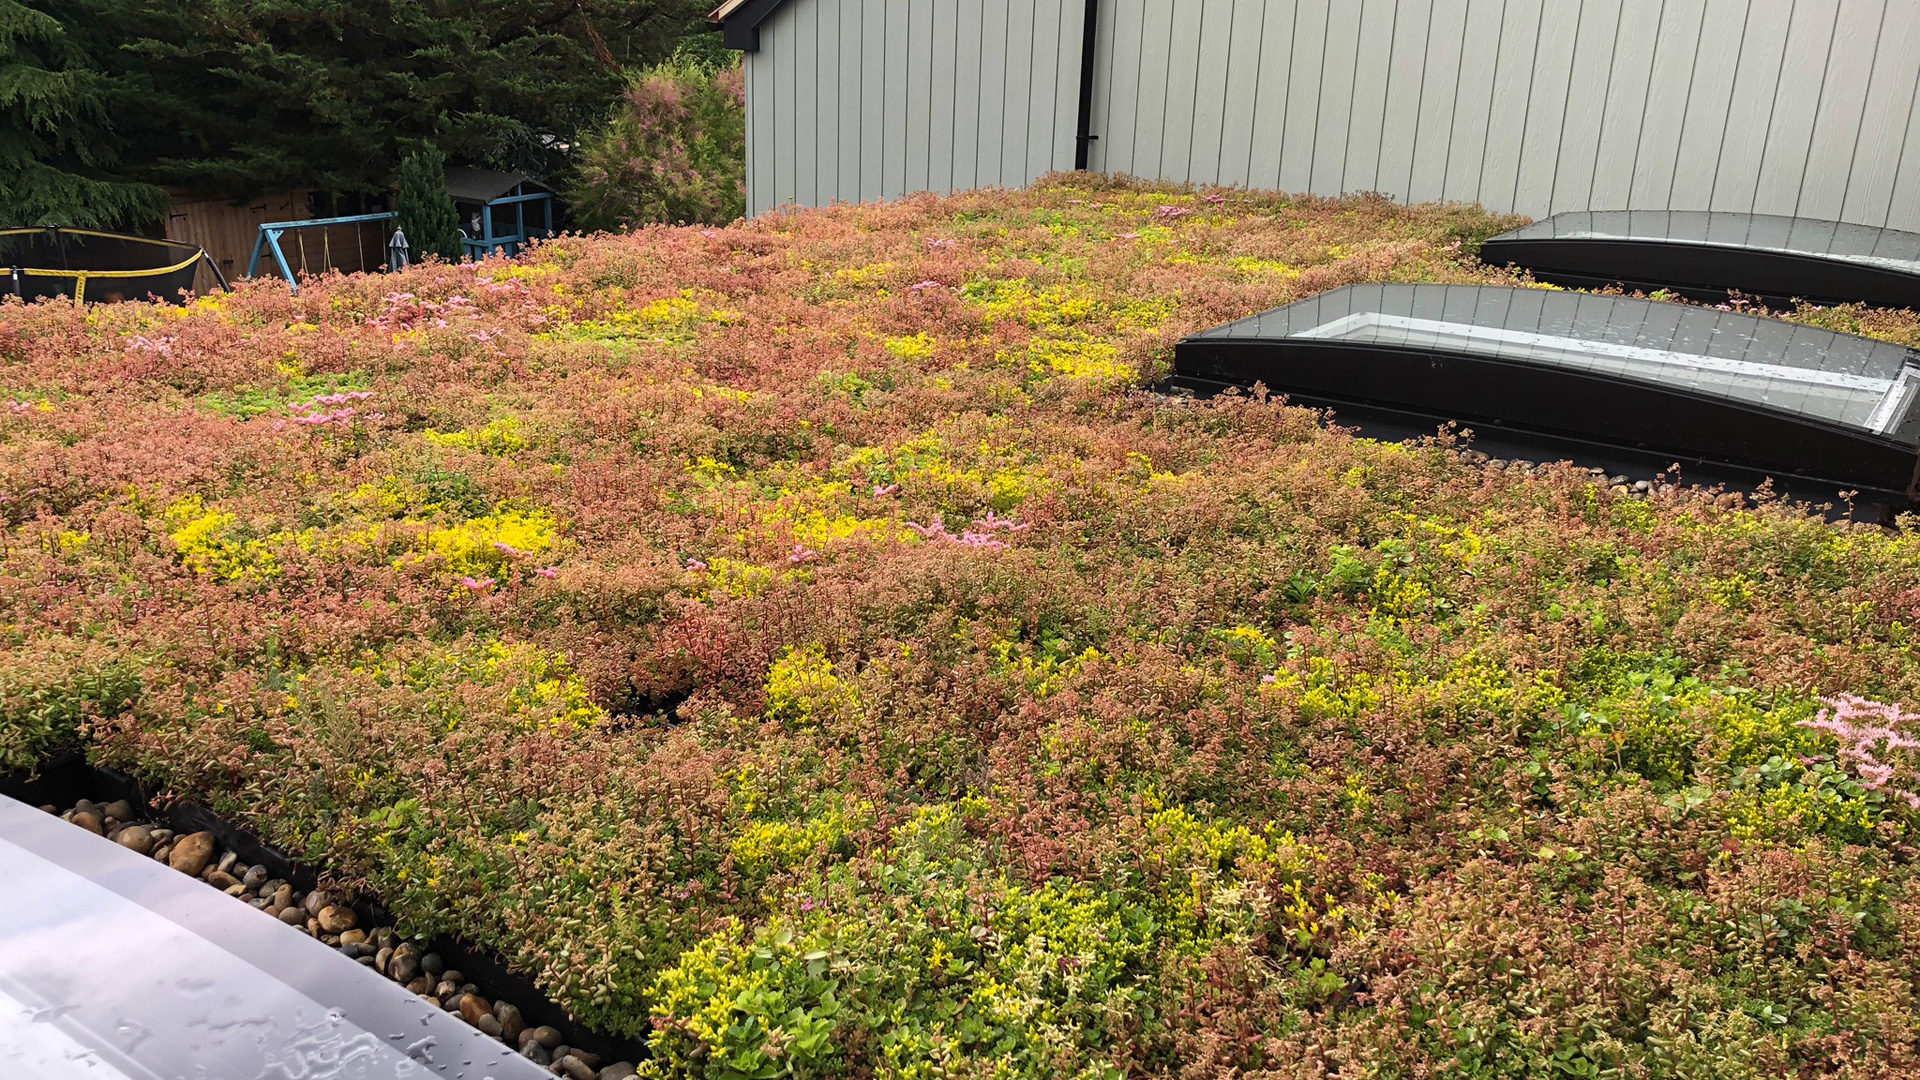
[745,0,1083,213]
[1085,0,1920,230]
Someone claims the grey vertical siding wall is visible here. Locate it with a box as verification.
[748,0,1920,231]
[1087,0,1920,230]
[745,0,1084,214]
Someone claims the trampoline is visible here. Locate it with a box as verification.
[1173,284,1920,511]
[1481,211,1920,310]
[1,228,224,306]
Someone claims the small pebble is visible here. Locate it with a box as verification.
[420,953,444,979]
[406,976,434,995]
[339,928,367,947]
[566,1050,599,1070]
[494,1000,525,1044]
[340,943,368,959]
[169,832,217,877]
[271,884,293,909]
[317,905,356,934]
[149,828,172,845]
[242,866,270,891]
[216,851,239,876]
[522,1026,562,1051]
[277,907,306,926]
[389,949,420,985]
[459,994,493,1028]
[207,870,241,891]
[71,811,105,836]
[224,883,249,898]
[151,844,171,864]
[114,824,156,856]
[441,970,464,986]
[556,1055,595,1080]
[303,890,331,916]
[374,947,394,976]
[520,1044,551,1067]
[357,956,378,968]
[39,804,56,814]
[599,1064,638,1080]
[435,980,458,999]
[102,800,136,822]
[476,1014,503,1038]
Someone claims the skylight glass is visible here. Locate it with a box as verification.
[1193,284,1920,440]
[1495,211,1920,275]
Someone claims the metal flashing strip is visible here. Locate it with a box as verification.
[1545,231,1920,275]
[1866,367,1920,436]
[0,795,548,1080]
[1293,311,1898,395]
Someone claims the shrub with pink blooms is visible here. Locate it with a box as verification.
[567,53,746,230]
[6,174,1920,1077]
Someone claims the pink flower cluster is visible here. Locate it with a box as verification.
[1799,694,1920,808]
[277,392,380,431]
[1154,204,1193,219]
[906,511,1030,551]
[125,334,176,356]
[371,291,480,332]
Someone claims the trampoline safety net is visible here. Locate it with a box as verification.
[2,228,213,306]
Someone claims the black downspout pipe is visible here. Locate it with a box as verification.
[1074,0,1101,170]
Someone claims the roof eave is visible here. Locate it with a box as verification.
[707,0,788,52]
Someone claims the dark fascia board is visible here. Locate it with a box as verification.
[713,0,791,51]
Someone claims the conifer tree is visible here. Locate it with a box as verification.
[0,0,165,228]
[394,146,461,263]
[101,1,713,199]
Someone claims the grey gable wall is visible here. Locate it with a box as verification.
[744,0,1920,231]
[745,0,1085,213]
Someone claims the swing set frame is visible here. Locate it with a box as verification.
[245,212,398,295]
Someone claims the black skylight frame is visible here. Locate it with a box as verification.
[1481,211,1920,310]
[1174,284,1920,508]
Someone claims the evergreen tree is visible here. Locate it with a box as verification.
[0,0,165,228]
[394,146,460,263]
[97,1,713,200]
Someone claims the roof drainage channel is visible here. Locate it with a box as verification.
[1481,211,1920,309]
[1174,284,1920,514]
